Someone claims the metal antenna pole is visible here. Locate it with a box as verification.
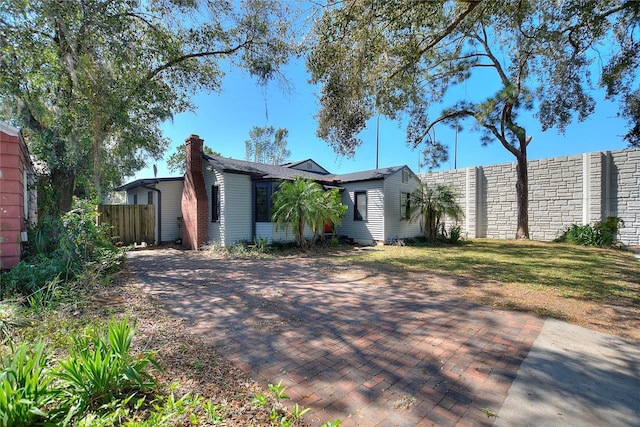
[376,115,380,169]
[454,124,458,170]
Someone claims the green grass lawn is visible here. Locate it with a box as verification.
[341,239,640,307]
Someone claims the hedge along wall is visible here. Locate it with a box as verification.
[421,147,640,246]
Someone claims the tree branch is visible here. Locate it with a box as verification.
[413,109,475,148]
[145,41,250,81]
[473,24,509,86]
[390,0,481,79]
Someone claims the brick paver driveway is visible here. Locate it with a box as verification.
[127,249,543,426]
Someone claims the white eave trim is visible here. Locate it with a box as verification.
[0,121,20,137]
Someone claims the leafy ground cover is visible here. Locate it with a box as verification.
[335,239,640,341]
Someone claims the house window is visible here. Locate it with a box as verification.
[400,192,411,220]
[354,191,367,221]
[148,191,153,205]
[255,182,273,222]
[402,169,410,183]
[133,194,138,204]
[211,185,220,222]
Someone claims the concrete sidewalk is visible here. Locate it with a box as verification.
[496,319,640,426]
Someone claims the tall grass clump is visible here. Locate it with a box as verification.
[53,316,161,422]
[0,317,160,426]
[0,342,53,427]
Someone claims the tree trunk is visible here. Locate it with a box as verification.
[51,167,76,214]
[515,152,529,239]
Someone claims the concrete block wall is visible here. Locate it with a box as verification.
[609,150,640,245]
[420,147,640,245]
[528,155,583,241]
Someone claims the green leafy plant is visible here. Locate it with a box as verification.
[272,177,347,249]
[2,200,123,301]
[446,225,463,244]
[554,216,624,247]
[251,380,321,426]
[290,402,311,420]
[254,236,270,252]
[54,316,160,422]
[203,400,225,424]
[410,183,463,242]
[0,342,54,427]
[268,380,289,400]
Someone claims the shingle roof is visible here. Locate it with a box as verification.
[115,177,184,192]
[204,155,335,182]
[335,166,405,183]
[204,154,408,184]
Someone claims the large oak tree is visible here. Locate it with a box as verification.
[0,0,296,213]
[307,0,639,239]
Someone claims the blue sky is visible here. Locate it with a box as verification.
[131,55,631,181]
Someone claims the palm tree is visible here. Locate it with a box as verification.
[271,177,347,248]
[410,183,463,241]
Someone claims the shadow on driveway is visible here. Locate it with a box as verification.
[127,249,544,426]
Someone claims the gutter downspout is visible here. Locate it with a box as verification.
[142,185,161,244]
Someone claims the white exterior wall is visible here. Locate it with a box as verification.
[158,180,184,243]
[337,181,385,245]
[205,170,254,246]
[125,180,184,243]
[383,168,423,241]
[204,169,224,244]
[257,222,314,243]
[223,173,254,245]
[288,160,328,174]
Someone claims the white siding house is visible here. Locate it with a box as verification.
[338,182,385,244]
[337,166,422,245]
[203,168,254,245]
[118,136,422,248]
[383,168,423,241]
[116,177,184,244]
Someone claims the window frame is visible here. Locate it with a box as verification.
[255,181,274,222]
[147,191,154,205]
[400,192,411,220]
[354,191,367,221]
[402,169,409,183]
[211,184,220,222]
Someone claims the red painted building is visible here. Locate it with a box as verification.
[0,122,37,270]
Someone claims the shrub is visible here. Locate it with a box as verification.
[554,216,624,247]
[1,200,123,300]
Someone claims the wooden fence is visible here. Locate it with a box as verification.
[97,204,155,245]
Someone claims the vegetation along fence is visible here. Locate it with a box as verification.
[97,204,155,246]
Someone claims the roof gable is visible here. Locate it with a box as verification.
[115,177,184,192]
[281,159,331,175]
[204,155,334,182]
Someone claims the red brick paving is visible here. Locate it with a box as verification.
[128,249,544,426]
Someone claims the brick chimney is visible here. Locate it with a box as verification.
[181,134,209,249]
